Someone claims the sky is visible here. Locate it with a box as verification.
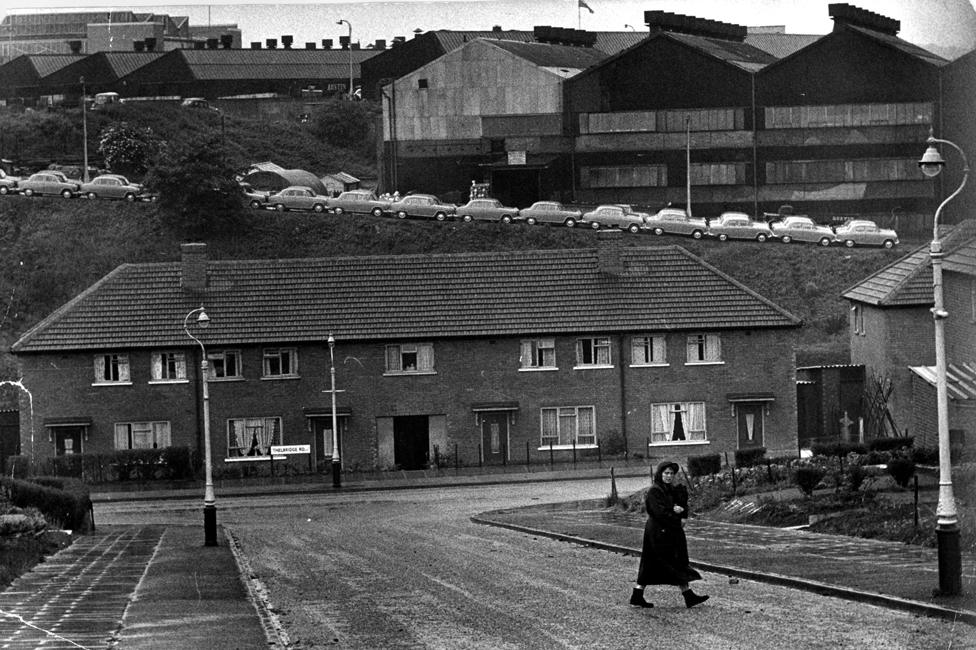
[3,0,976,57]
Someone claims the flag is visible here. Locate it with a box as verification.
[579,0,594,14]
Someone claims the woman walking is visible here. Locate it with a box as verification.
[630,461,709,609]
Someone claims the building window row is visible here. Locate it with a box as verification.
[764,101,933,130]
[580,107,746,135]
[765,158,922,184]
[580,164,667,189]
[93,334,723,386]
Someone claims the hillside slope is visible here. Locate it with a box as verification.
[0,196,908,384]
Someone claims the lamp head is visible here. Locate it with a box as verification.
[328,333,335,345]
[918,144,945,178]
[196,309,210,328]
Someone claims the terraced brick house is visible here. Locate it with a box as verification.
[12,233,801,472]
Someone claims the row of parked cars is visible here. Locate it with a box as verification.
[246,184,900,248]
[0,169,156,202]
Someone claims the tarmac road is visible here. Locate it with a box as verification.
[97,478,971,649]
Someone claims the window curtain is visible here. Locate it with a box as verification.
[153,422,171,447]
[540,339,555,366]
[577,407,595,444]
[653,336,666,363]
[595,339,610,365]
[118,356,130,382]
[151,353,162,380]
[541,408,558,444]
[631,337,648,364]
[687,402,706,440]
[705,335,721,361]
[520,340,532,367]
[651,404,670,441]
[114,423,129,449]
[232,420,247,456]
[386,345,401,372]
[254,418,277,454]
[174,353,186,379]
[418,344,434,371]
[95,355,106,381]
[558,408,576,445]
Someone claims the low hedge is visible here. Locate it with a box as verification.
[688,453,721,477]
[0,476,92,532]
[810,441,867,458]
[3,447,196,483]
[735,447,767,468]
[868,437,914,452]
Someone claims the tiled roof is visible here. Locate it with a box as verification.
[28,54,85,77]
[12,243,801,353]
[944,241,976,276]
[842,220,976,306]
[429,30,644,57]
[486,40,607,71]
[669,32,779,70]
[100,51,164,78]
[846,24,947,67]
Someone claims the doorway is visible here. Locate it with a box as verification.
[480,412,509,465]
[736,404,765,449]
[53,426,84,455]
[394,415,430,470]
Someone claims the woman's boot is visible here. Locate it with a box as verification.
[629,587,654,608]
[682,589,709,608]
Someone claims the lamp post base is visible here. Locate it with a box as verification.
[935,523,962,596]
[332,460,342,488]
[204,504,218,547]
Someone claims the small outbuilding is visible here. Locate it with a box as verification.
[320,171,360,196]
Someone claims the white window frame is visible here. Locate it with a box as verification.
[575,337,613,369]
[685,333,723,365]
[93,353,131,385]
[519,338,557,371]
[539,406,597,449]
[208,349,243,380]
[650,402,708,445]
[114,421,171,449]
[262,348,298,379]
[385,343,436,375]
[149,351,188,383]
[227,416,283,457]
[631,335,667,367]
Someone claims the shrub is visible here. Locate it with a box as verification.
[159,446,195,480]
[911,447,940,465]
[0,476,92,532]
[794,466,826,497]
[688,453,721,477]
[735,447,767,468]
[846,464,867,492]
[887,458,916,488]
[868,437,914,452]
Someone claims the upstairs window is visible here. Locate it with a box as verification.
[631,335,667,366]
[686,334,722,364]
[208,350,242,380]
[520,338,556,370]
[385,343,435,374]
[94,353,130,384]
[576,337,612,368]
[263,348,298,378]
[150,351,187,382]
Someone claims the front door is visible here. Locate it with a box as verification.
[736,404,764,449]
[54,426,84,456]
[311,417,343,465]
[481,412,508,464]
[394,415,429,470]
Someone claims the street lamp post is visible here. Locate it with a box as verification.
[337,19,353,99]
[327,333,341,487]
[80,76,89,183]
[184,306,217,547]
[917,132,969,596]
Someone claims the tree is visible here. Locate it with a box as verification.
[309,97,380,155]
[97,122,161,177]
[143,135,243,239]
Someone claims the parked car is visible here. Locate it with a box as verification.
[517,201,583,227]
[0,169,19,195]
[329,189,391,217]
[81,174,149,201]
[240,182,270,209]
[769,215,836,246]
[580,205,647,233]
[267,186,330,213]
[18,171,82,198]
[707,212,774,242]
[181,97,214,110]
[390,193,456,221]
[644,207,708,239]
[832,219,899,249]
[456,198,520,223]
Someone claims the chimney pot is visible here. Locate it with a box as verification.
[250,41,261,49]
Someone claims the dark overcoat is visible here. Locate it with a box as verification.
[636,463,702,586]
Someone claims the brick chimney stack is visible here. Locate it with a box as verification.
[181,243,208,292]
[597,229,623,276]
